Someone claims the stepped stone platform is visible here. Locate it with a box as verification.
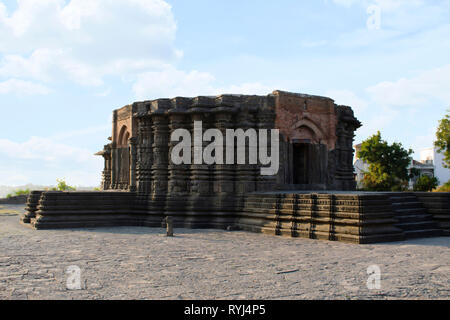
[20,190,450,244]
[416,193,450,236]
[390,193,441,239]
[0,195,27,205]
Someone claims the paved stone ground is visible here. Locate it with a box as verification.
[0,204,449,300]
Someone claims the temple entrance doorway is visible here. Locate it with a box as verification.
[292,142,328,186]
[293,143,310,184]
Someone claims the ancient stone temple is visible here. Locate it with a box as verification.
[21,90,450,244]
[99,90,360,193]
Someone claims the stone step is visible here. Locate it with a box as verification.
[389,196,417,202]
[395,221,438,231]
[403,229,442,239]
[393,208,428,215]
[395,214,434,223]
[391,202,423,209]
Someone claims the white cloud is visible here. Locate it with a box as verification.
[133,67,216,99]
[219,82,275,96]
[324,88,398,142]
[49,125,110,141]
[327,65,449,152]
[0,78,51,95]
[0,135,103,186]
[301,40,328,48]
[0,168,101,188]
[0,49,63,82]
[0,170,31,186]
[332,0,425,11]
[0,0,275,98]
[325,89,368,115]
[0,136,96,163]
[372,0,425,13]
[366,64,450,107]
[133,66,275,99]
[331,0,361,7]
[413,126,437,155]
[330,0,450,50]
[0,0,179,87]
[356,106,400,140]
[94,88,112,97]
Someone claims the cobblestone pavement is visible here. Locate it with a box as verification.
[0,204,449,300]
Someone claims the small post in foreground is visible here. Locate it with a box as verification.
[165,216,174,237]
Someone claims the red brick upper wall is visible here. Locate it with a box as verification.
[273,90,337,150]
[112,104,135,147]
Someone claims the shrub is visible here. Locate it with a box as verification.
[50,179,76,191]
[14,188,31,196]
[434,180,450,192]
[413,175,439,192]
[5,189,31,198]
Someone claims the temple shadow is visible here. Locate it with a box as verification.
[370,236,450,248]
[63,226,234,237]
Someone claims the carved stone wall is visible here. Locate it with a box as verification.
[23,190,450,243]
[22,91,450,244]
[101,91,360,194]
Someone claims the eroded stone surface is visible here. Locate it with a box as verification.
[2,205,449,300]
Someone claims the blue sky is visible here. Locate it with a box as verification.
[0,0,449,186]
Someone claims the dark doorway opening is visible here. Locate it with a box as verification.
[293,143,310,184]
[292,142,328,186]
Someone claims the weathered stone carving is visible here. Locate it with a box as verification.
[23,90,447,243]
[98,91,361,194]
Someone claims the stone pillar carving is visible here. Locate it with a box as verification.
[334,106,361,190]
[167,113,190,195]
[213,110,235,194]
[151,114,170,195]
[211,109,236,228]
[129,137,137,192]
[165,111,191,223]
[189,111,212,196]
[111,111,118,190]
[136,117,153,195]
[186,109,213,228]
[334,125,346,189]
[110,145,117,190]
[101,144,112,190]
[235,107,256,194]
[256,108,276,192]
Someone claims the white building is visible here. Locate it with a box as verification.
[353,144,369,189]
[420,147,450,186]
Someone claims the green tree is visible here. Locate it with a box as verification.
[357,131,414,191]
[50,179,76,191]
[435,111,450,168]
[6,189,30,198]
[413,175,439,192]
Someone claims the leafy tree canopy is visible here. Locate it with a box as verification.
[6,188,30,198]
[413,175,439,192]
[435,111,450,168]
[357,131,414,191]
[50,179,76,191]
